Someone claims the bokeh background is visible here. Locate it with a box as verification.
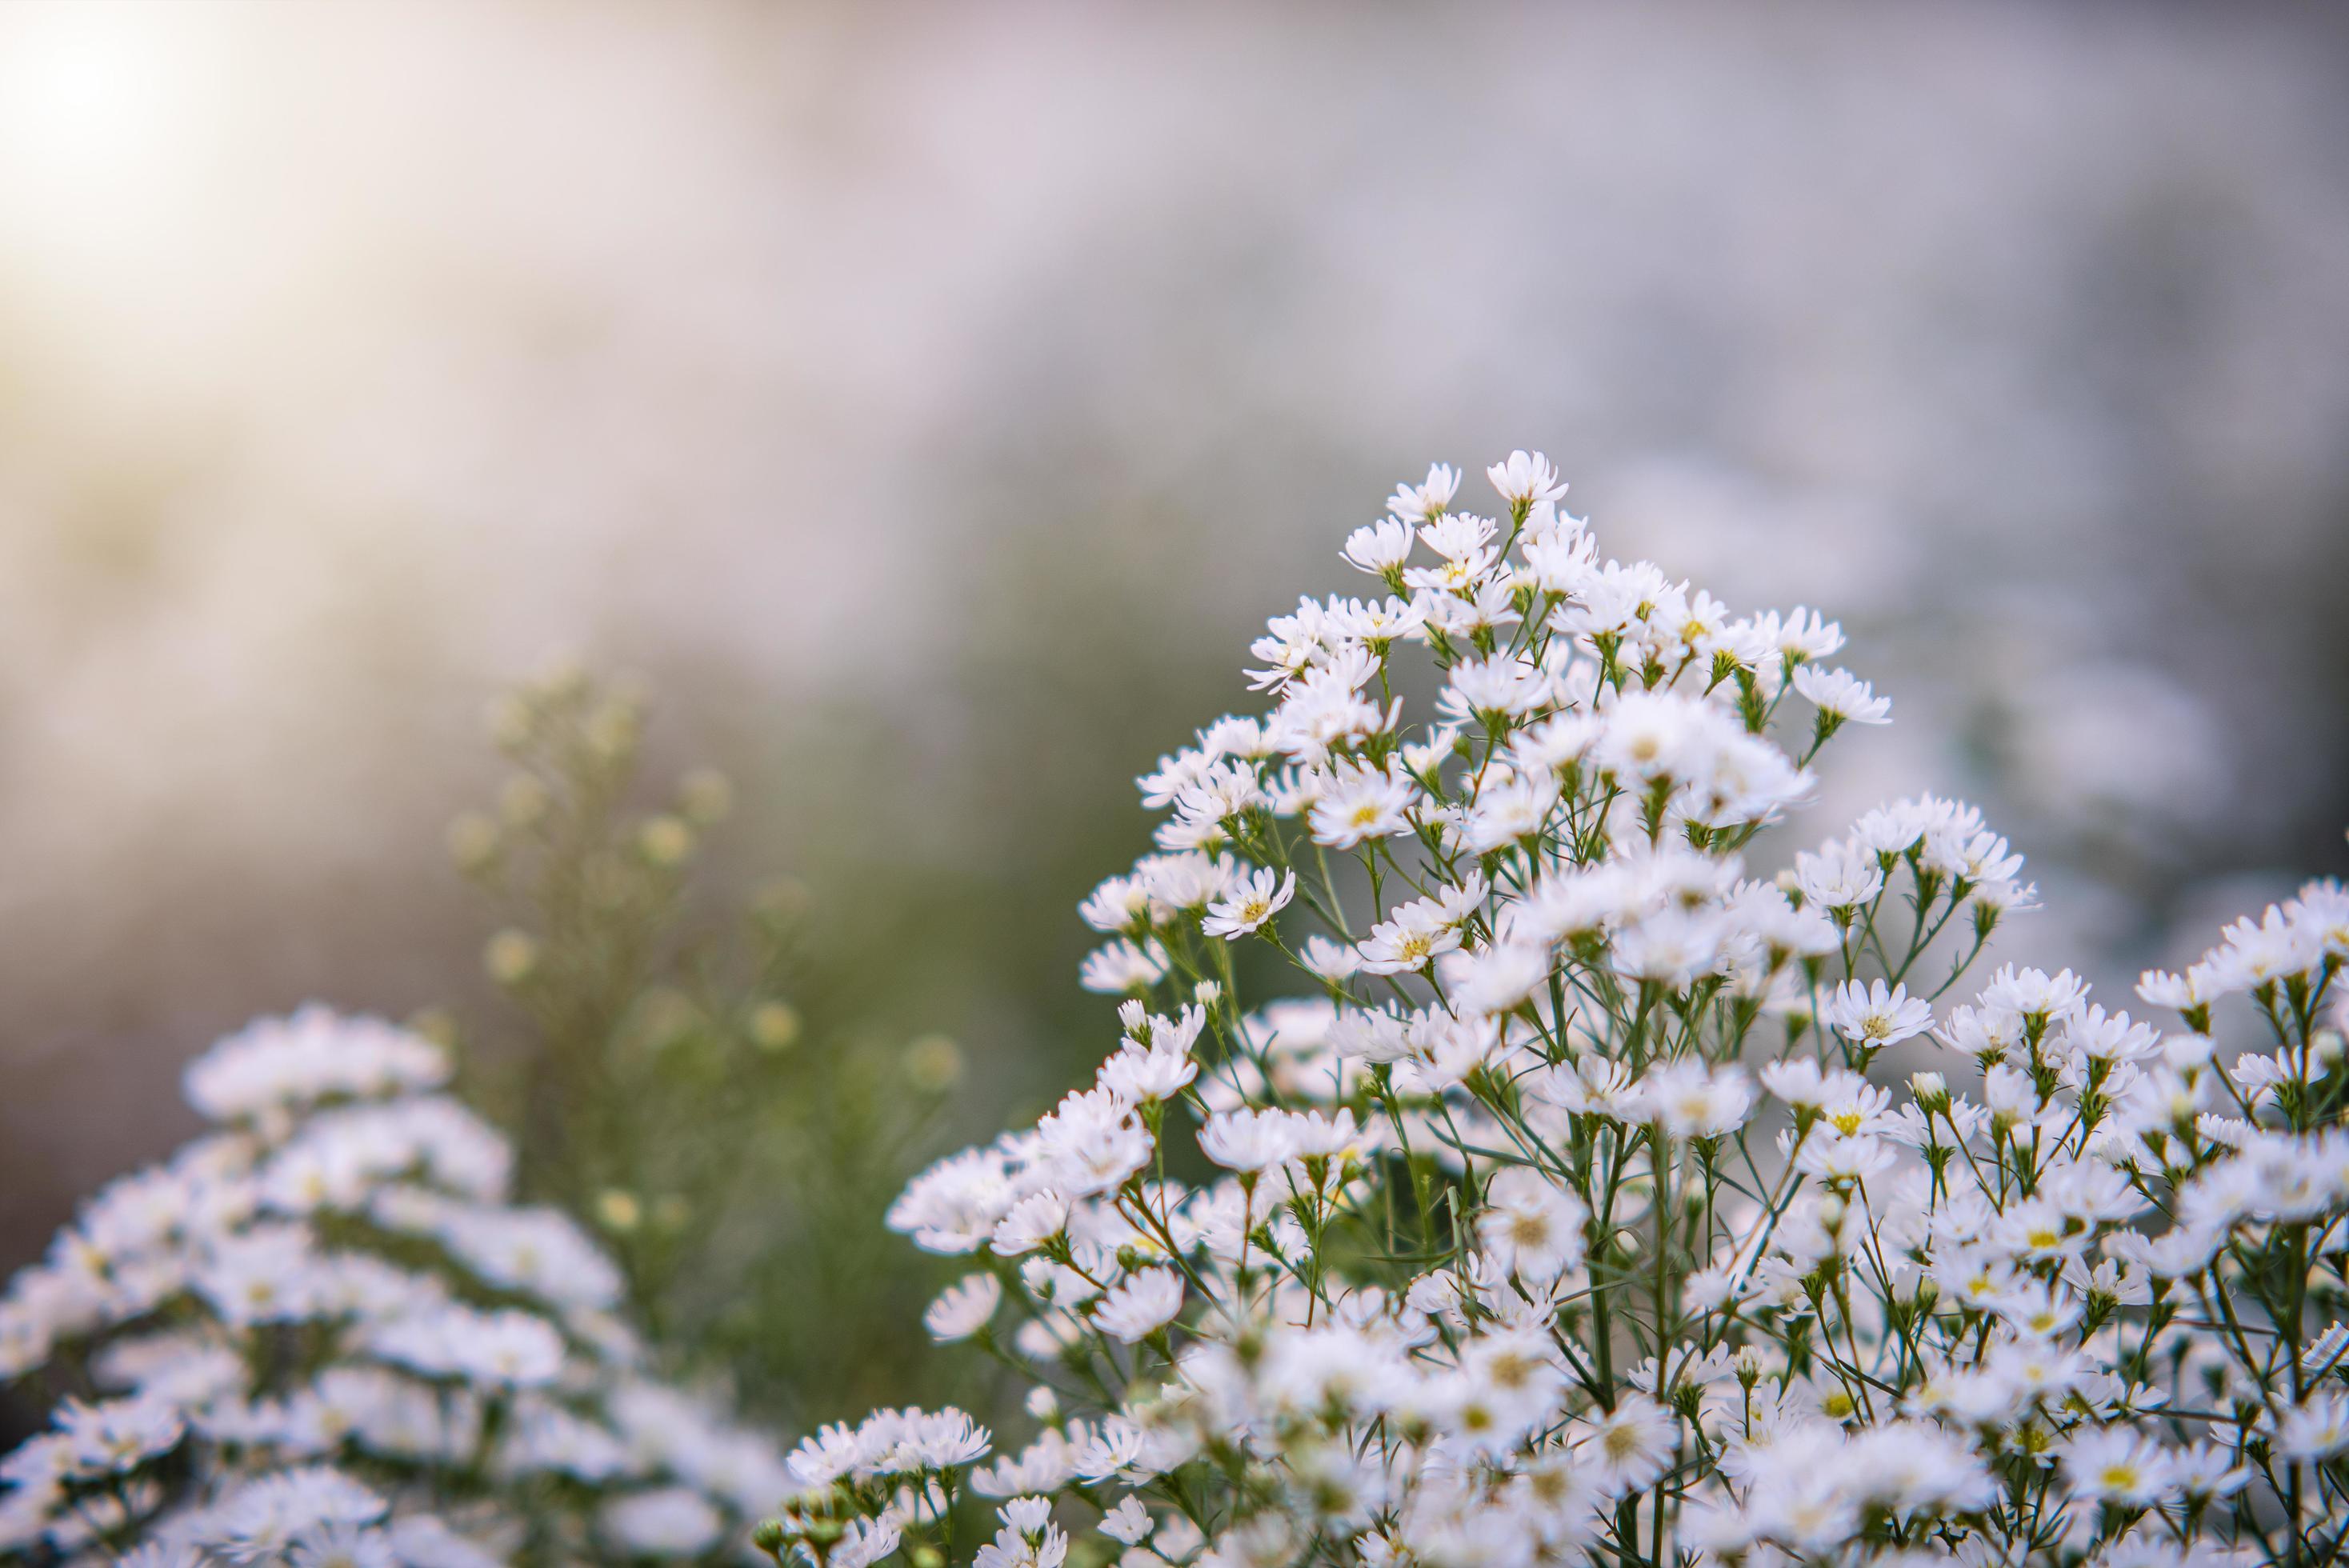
[1,0,2345,1428]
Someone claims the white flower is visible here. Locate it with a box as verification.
[888,1146,1016,1255]
[1298,935,1362,982]
[1355,883,1478,975]
[1078,876,1153,934]
[1795,1133,1899,1185]
[1343,518,1419,575]
[1201,868,1296,940]
[923,1274,1002,1343]
[1824,979,1935,1048]
[2060,1427,2175,1506]
[1793,839,1883,911]
[1575,1396,1675,1495]
[1770,607,1846,664]
[1476,1169,1587,1282]
[1791,664,1890,725]
[1635,1061,1753,1139]
[198,1467,389,1559]
[1435,942,1551,1017]
[2171,1442,2252,1501]
[1098,1497,1153,1545]
[184,1009,450,1124]
[58,1395,183,1476]
[600,1487,721,1557]
[990,1192,1072,1257]
[366,1305,565,1389]
[1199,1109,1301,1174]
[1980,963,2089,1026]
[1097,1037,1197,1104]
[2275,1393,2349,1462]
[1592,690,1714,782]
[974,1498,1067,1568]
[1090,1269,1183,1344]
[1307,766,1418,849]
[1387,462,1462,523]
[1078,939,1171,994]
[1486,450,1567,509]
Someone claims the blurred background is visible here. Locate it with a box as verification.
[0,0,2345,1431]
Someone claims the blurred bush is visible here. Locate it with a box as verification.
[438,668,966,1428]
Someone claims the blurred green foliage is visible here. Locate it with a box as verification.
[434,666,970,1429]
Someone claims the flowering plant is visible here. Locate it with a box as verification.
[0,1008,790,1566]
[449,667,949,1425]
[770,457,2349,1568]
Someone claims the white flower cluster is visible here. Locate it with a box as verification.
[0,1006,790,1566]
[778,458,2349,1568]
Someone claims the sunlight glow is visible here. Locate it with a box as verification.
[0,4,208,254]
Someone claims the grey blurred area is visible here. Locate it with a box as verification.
[1,0,2346,1280]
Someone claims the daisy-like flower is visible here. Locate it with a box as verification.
[1098,1497,1153,1546]
[1487,450,1567,510]
[2060,1427,2176,1506]
[1199,1108,1302,1174]
[2274,1393,2349,1462]
[1791,664,1891,726]
[990,1192,1072,1257]
[922,1274,1002,1343]
[1795,1134,1898,1185]
[1576,1396,1675,1495]
[1078,938,1171,995]
[1077,876,1153,935]
[1089,1269,1183,1344]
[1355,913,1462,976]
[1636,1061,1754,1140]
[1387,462,1461,523]
[602,1490,722,1558]
[58,1394,184,1476]
[2170,1442,2252,1501]
[1343,518,1419,575]
[1476,1169,1588,1282]
[1825,979,1935,1049]
[1298,935,1362,982]
[1308,766,1419,849]
[1201,868,1296,940]
[905,1410,993,1470]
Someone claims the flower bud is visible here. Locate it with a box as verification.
[446,812,498,872]
[750,1002,802,1053]
[905,1034,965,1094]
[638,814,694,866]
[586,699,642,762]
[484,929,538,986]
